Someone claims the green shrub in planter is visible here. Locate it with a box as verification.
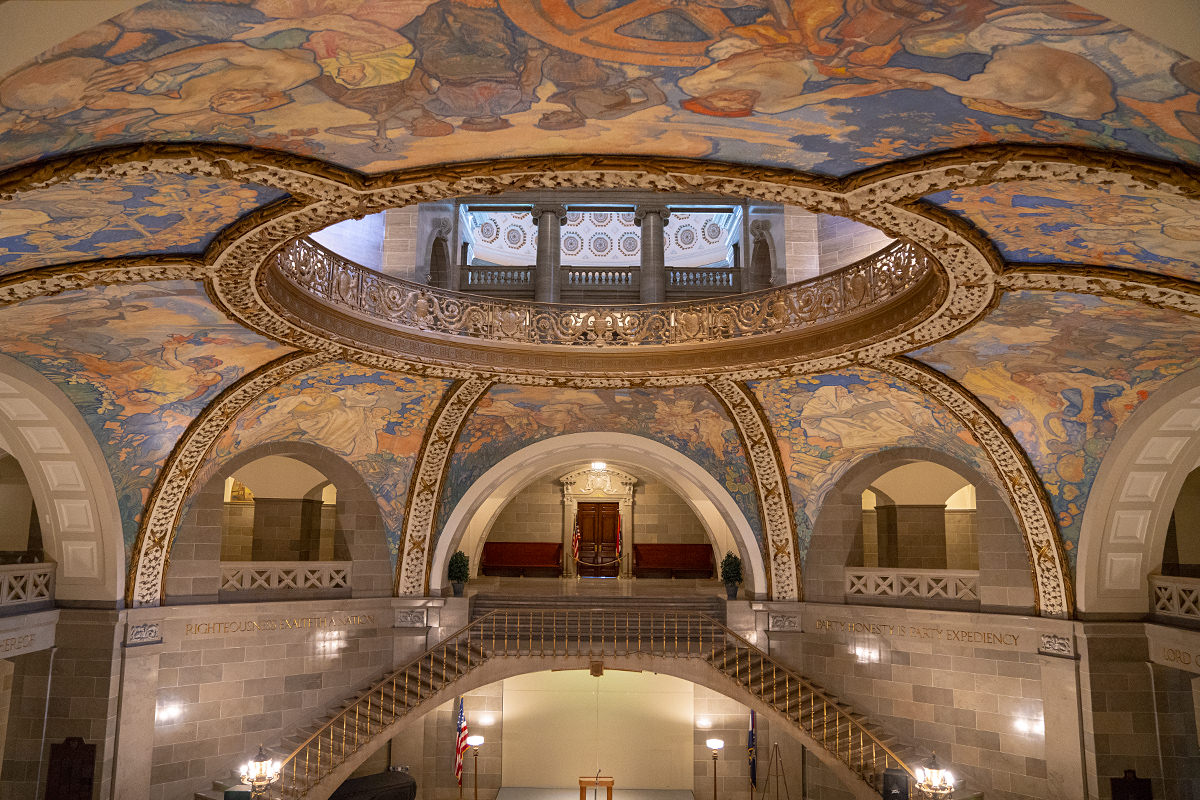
[720,551,743,586]
[448,550,470,590]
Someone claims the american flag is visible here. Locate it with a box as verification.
[455,697,468,786]
[571,514,581,560]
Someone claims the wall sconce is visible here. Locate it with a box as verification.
[696,717,712,729]
[914,752,954,799]
[706,738,724,800]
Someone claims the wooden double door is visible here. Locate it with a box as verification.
[576,502,620,577]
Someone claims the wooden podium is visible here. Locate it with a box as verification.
[579,776,614,800]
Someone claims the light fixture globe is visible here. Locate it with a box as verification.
[240,744,281,798]
[705,738,725,752]
[914,752,954,799]
[466,734,485,748]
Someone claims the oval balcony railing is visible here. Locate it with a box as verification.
[274,237,933,350]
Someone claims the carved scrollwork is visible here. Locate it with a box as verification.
[277,237,932,350]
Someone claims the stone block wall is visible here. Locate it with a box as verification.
[485,477,708,547]
[946,510,979,570]
[382,207,421,281]
[486,478,562,543]
[774,605,1062,800]
[220,502,254,560]
[309,214,384,272]
[2,610,122,800]
[783,208,819,284]
[815,215,894,272]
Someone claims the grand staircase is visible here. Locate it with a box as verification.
[196,599,916,800]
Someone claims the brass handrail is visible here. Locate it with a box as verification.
[268,607,913,798]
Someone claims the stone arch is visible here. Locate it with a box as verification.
[166,441,391,603]
[299,655,881,800]
[427,433,770,599]
[1077,368,1200,615]
[0,354,124,604]
[807,446,1035,613]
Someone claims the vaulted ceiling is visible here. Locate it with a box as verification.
[0,0,1197,615]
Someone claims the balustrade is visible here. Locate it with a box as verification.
[277,238,933,349]
[1151,573,1200,621]
[0,561,54,610]
[845,568,980,605]
[220,561,351,593]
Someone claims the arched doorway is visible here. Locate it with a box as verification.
[429,433,768,598]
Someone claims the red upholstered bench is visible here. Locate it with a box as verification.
[480,541,563,578]
[632,543,715,579]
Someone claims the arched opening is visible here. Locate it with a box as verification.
[0,354,123,606]
[1077,368,1200,616]
[1162,464,1200,578]
[857,462,977,571]
[428,433,768,599]
[471,461,721,588]
[219,455,347,565]
[808,447,1034,613]
[167,442,391,603]
[0,451,43,562]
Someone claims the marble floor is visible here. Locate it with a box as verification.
[462,576,727,599]
[496,788,694,800]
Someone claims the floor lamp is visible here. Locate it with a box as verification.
[467,735,485,800]
[707,739,725,800]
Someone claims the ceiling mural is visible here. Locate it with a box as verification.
[0,173,287,275]
[924,181,1200,281]
[750,367,991,564]
[0,281,289,557]
[0,0,1195,185]
[915,290,1200,569]
[437,383,761,545]
[203,362,451,563]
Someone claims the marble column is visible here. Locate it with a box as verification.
[533,204,566,303]
[636,205,670,304]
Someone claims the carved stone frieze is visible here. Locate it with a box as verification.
[394,609,428,628]
[1000,266,1200,316]
[707,377,799,601]
[1038,633,1075,658]
[768,613,801,632]
[126,351,332,607]
[0,261,206,306]
[396,378,493,596]
[872,356,1073,619]
[126,622,163,646]
[561,466,637,498]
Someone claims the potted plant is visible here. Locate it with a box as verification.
[448,550,470,597]
[720,551,742,600]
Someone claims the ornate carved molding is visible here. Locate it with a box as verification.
[872,356,1073,619]
[0,260,206,305]
[706,377,799,601]
[560,466,637,499]
[395,378,493,596]
[999,264,1200,316]
[274,236,934,351]
[125,350,332,607]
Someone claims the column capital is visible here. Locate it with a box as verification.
[531,204,567,226]
[634,205,670,224]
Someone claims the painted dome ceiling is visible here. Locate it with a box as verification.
[0,0,1197,615]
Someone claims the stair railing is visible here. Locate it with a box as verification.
[269,608,912,798]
